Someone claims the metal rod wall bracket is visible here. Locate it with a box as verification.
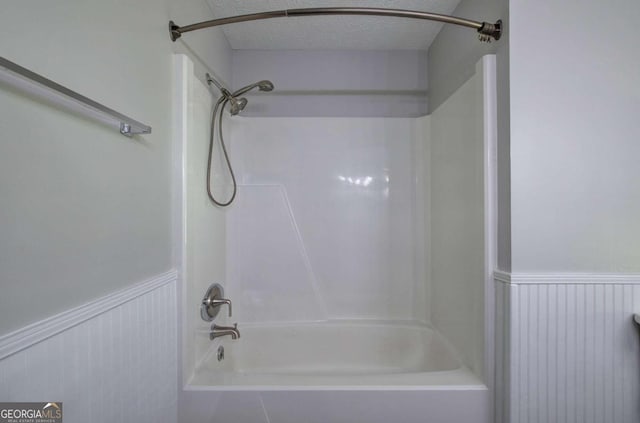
[169,7,502,43]
[0,56,152,137]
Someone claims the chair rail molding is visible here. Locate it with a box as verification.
[0,269,178,360]
[494,269,640,285]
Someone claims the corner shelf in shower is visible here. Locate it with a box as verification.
[0,56,151,137]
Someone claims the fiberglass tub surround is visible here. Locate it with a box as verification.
[225,117,425,324]
[178,49,495,422]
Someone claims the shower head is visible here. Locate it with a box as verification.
[207,75,272,115]
[222,79,273,115]
[227,97,248,116]
[232,80,275,97]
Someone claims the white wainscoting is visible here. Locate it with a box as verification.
[495,272,640,423]
[0,270,178,423]
[494,278,511,423]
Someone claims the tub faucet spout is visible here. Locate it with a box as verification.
[210,323,240,341]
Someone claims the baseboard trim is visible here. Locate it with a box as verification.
[0,269,177,360]
[494,269,640,285]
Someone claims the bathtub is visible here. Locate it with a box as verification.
[191,321,482,387]
[183,322,489,423]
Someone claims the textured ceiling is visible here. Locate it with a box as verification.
[205,0,462,50]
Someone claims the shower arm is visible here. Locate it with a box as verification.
[169,7,502,43]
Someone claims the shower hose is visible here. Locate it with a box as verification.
[206,95,237,207]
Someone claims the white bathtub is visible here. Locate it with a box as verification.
[184,323,489,423]
[189,322,484,388]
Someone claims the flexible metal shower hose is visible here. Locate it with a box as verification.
[206,95,237,207]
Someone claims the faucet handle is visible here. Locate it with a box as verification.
[206,298,232,317]
[201,283,232,321]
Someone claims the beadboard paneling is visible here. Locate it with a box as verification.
[494,279,510,423]
[0,275,177,423]
[498,277,640,423]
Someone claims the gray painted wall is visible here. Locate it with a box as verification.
[509,0,640,272]
[230,50,428,117]
[428,0,510,271]
[0,0,230,336]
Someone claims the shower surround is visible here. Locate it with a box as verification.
[175,54,496,423]
[226,116,426,324]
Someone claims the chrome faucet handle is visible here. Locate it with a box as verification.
[201,283,232,321]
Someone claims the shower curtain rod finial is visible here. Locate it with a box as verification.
[169,21,182,42]
[478,19,502,41]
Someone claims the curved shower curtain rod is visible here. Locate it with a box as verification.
[169,7,502,43]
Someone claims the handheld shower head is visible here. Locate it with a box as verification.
[232,80,275,96]
[205,76,274,208]
[206,74,249,116]
[207,75,273,116]
[257,80,274,92]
